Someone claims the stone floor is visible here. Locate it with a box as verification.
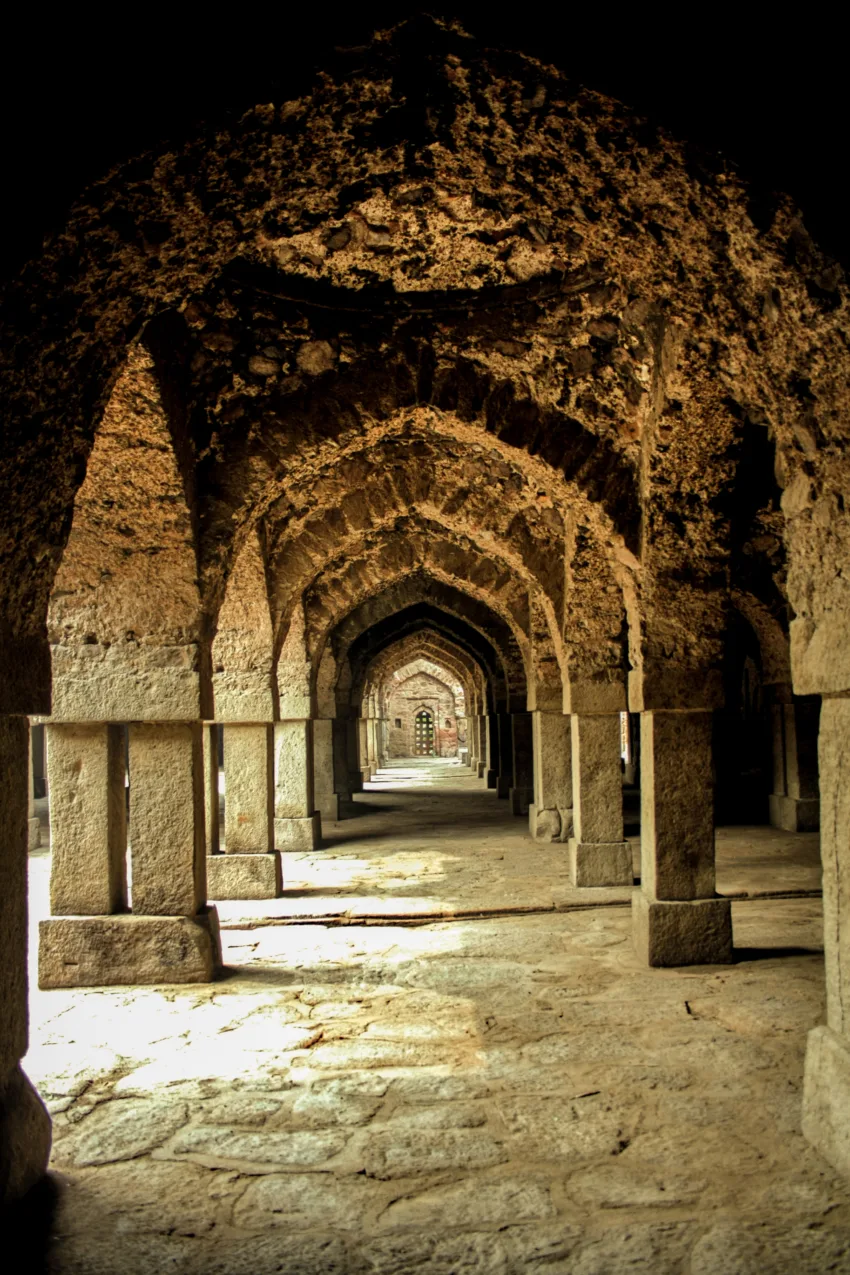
[19,759,850,1273]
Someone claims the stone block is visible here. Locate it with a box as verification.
[47,722,127,915]
[802,1025,850,1177]
[128,722,206,916]
[38,910,222,988]
[275,812,321,851]
[207,852,282,900]
[632,892,732,967]
[509,786,532,816]
[569,839,632,886]
[223,723,274,853]
[769,793,820,832]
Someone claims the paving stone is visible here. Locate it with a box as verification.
[52,1098,189,1167]
[185,1233,351,1275]
[497,1094,629,1158]
[690,1222,850,1275]
[169,1125,349,1169]
[378,1174,556,1230]
[362,1128,507,1179]
[233,1172,380,1231]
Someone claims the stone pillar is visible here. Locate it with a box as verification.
[27,722,40,850]
[46,723,127,915]
[568,713,632,886]
[202,723,220,855]
[496,712,513,798]
[358,718,371,786]
[802,697,850,1174]
[769,688,820,831]
[314,718,339,825]
[486,712,499,788]
[0,715,52,1204]
[529,711,573,842]
[476,715,487,778]
[208,723,281,901]
[632,710,732,966]
[509,712,534,815]
[466,715,478,772]
[40,721,221,988]
[274,719,321,850]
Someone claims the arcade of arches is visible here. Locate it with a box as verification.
[3,18,850,1272]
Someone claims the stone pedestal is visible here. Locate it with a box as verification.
[770,692,820,831]
[634,709,731,966]
[274,720,321,850]
[568,713,630,886]
[0,715,51,1203]
[39,909,222,987]
[530,711,572,842]
[632,892,732,967]
[207,853,282,900]
[129,722,207,915]
[46,722,127,915]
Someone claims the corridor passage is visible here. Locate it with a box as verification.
[22,763,845,1273]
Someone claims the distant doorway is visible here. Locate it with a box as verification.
[414,710,436,756]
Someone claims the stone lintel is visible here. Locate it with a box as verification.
[38,909,222,988]
[632,892,732,967]
[803,1025,850,1177]
[564,680,626,715]
[274,812,321,851]
[769,793,820,832]
[207,852,282,900]
[628,667,724,712]
[211,686,275,723]
[569,839,633,887]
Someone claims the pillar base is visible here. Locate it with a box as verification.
[486,770,498,789]
[316,795,340,826]
[509,786,532,816]
[0,1065,51,1204]
[529,803,572,843]
[477,762,486,779]
[207,852,282,900]
[632,892,732,967]
[38,908,222,988]
[803,1026,850,1177]
[569,839,632,886]
[274,812,321,851]
[496,775,511,799]
[27,816,41,851]
[769,793,820,832]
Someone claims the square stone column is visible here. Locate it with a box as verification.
[202,723,220,855]
[274,719,321,850]
[40,721,220,988]
[476,715,487,778]
[529,711,572,842]
[486,712,499,788]
[803,697,850,1175]
[0,715,51,1204]
[568,713,631,885]
[496,712,513,798]
[313,718,339,825]
[509,712,534,815]
[358,718,370,786]
[46,722,127,915]
[632,710,732,966]
[27,723,40,850]
[208,723,281,901]
[770,690,820,831]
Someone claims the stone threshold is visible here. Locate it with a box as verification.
[218,887,822,930]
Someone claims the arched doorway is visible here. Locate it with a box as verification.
[414,709,435,756]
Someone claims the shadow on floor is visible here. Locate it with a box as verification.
[734,945,824,961]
